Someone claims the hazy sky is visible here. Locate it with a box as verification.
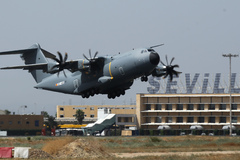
[0,0,240,115]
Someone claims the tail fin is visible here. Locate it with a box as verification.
[21,43,55,83]
[0,43,56,83]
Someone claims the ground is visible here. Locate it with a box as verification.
[1,136,240,159]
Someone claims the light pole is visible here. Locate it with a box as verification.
[222,54,238,136]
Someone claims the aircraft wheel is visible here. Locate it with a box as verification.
[82,94,86,98]
[112,93,116,99]
[85,92,90,98]
[121,90,125,95]
[107,94,111,99]
[145,76,148,81]
[90,89,95,96]
[116,91,121,97]
[141,76,148,82]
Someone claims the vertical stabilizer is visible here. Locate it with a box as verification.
[21,44,52,83]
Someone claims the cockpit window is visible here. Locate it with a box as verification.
[141,50,148,53]
[147,49,155,52]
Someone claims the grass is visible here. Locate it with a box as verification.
[1,136,240,159]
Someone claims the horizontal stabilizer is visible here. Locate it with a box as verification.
[0,48,37,55]
[0,45,56,59]
[0,63,48,70]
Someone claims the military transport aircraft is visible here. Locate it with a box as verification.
[0,43,180,99]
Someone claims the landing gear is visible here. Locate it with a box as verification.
[107,90,125,99]
[141,76,148,82]
[81,88,99,98]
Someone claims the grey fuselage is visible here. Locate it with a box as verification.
[34,48,160,97]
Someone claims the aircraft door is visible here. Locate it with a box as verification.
[73,79,80,93]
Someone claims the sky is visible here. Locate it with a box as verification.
[0,0,240,115]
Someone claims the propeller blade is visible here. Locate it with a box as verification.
[170,73,173,81]
[57,51,63,63]
[51,57,61,64]
[170,57,175,65]
[63,70,67,77]
[89,49,92,59]
[173,64,179,68]
[165,55,169,66]
[64,52,68,62]
[160,60,166,66]
[172,70,179,77]
[50,65,59,70]
[93,51,98,59]
[163,73,169,79]
[83,54,90,61]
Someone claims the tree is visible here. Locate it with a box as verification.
[42,111,49,118]
[4,110,11,115]
[75,109,84,124]
[44,115,58,129]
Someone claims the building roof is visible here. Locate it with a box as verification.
[0,110,5,115]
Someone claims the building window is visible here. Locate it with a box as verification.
[8,121,12,125]
[155,104,162,110]
[166,117,172,123]
[219,117,226,123]
[90,114,95,118]
[90,107,94,110]
[177,104,183,110]
[198,104,204,110]
[209,117,215,123]
[187,104,194,110]
[198,117,205,123]
[155,117,162,123]
[18,121,21,125]
[26,121,30,125]
[232,117,237,123]
[35,120,39,127]
[209,104,215,110]
[166,104,172,110]
[219,104,226,110]
[177,117,183,123]
[0,121,4,124]
[231,104,237,110]
[187,117,194,123]
[146,117,151,123]
[146,104,151,110]
[60,115,64,118]
[60,107,64,111]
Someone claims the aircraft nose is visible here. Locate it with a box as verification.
[149,52,160,65]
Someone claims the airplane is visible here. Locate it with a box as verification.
[0,43,180,99]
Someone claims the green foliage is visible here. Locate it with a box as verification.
[42,111,50,118]
[75,109,84,124]
[44,116,58,129]
[4,109,11,115]
[149,137,162,143]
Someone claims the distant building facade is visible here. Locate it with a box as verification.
[136,93,240,132]
[56,105,136,124]
[0,115,44,135]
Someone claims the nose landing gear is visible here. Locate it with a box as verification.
[141,76,148,82]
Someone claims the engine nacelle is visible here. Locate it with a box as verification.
[151,66,166,77]
[77,60,90,70]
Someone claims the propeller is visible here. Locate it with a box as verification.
[83,49,98,64]
[160,55,180,81]
[50,51,68,77]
